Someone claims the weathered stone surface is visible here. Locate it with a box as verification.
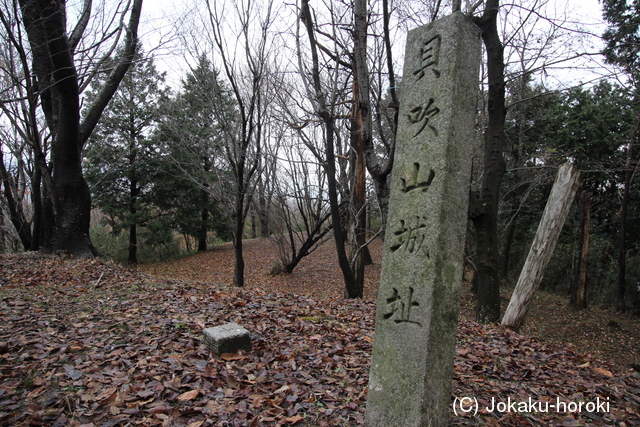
[365,12,481,427]
[203,323,251,355]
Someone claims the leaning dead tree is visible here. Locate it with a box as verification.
[501,161,580,331]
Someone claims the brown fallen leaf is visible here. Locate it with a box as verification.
[592,367,613,377]
[284,414,304,424]
[221,353,247,361]
[274,384,290,394]
[96,387,118,404]
[177,389,200,401]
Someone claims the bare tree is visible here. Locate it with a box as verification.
[0,0,144,257]
[297,0,363,297]
[269,142,332,274]
[468,0,605,322]
[201,0,279,287]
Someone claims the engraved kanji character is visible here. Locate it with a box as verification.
[401,162,436,193]
[389,216,429,255]
[413,35,441,80]
[383,287,421,326]
[407,99,440,137]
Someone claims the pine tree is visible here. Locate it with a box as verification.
[84,46,169,264]
[154,55,235,250]
[602,0,640,74]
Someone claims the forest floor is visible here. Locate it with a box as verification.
[139,237,640,371]
[0,237,638,426]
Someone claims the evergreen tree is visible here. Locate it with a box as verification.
[154,55,235,249]
[602,0,640,311]
[84,46,169,264]
[602,0,640,74]
[501,81,637,308]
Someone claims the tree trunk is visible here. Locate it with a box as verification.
[251,214,257,239]
[258,185,270,237]
[349,53,367,296]
[128,179,138,264]
[326,116,359,298]
[198,189,208,252]
[471,0,507,323]
[300,0,358,298]
[128,223,137,264]
[570,191,591,308]
[233,231,245,287]
[501,198,520,278]
[29,164,42,251]
[502,162,580,331]
[127,122,138,264]
[0,150,32,250]
[617,115,640,311]
[199,157,210,252]
[233,191,246,287]
[19,0,142,258]
[348,146,367,298]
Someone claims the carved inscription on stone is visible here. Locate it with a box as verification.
[407,99,440,137]
[383,286,421,326]
[401,162,435,193]
[366,13,481,426]
[389,215,429,256]
[413,35,441,80]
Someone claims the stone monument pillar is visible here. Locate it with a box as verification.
[365,12,481,427]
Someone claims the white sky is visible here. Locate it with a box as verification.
[136,0,611,91]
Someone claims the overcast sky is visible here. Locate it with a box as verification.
[136,0,610,90]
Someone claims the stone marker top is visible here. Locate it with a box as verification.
[203,322,251,355]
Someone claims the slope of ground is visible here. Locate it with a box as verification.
[137,237,383,300]
[0,240,637,426]
[140,237,640,371]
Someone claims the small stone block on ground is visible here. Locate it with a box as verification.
[203,323,251,355]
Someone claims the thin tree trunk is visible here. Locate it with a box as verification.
[127,118,138,264]
[300,0,358,298]
[259,187,270,237]
[0,150,32,249]
[618,115,640,311]
[570,191,591,308]
[198,189,208,252]
[234,236,244,287]
[199,159,210,252]
[251,214,257,239]
[502,162,580,331]
[32,150,53,250]
[128,184,138,264]
[128,223,137,264]
[30,165,42,251]
[233,193,246,287]
[349,58,367,296]
[326,116,358,297]
[471,0,507,323]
